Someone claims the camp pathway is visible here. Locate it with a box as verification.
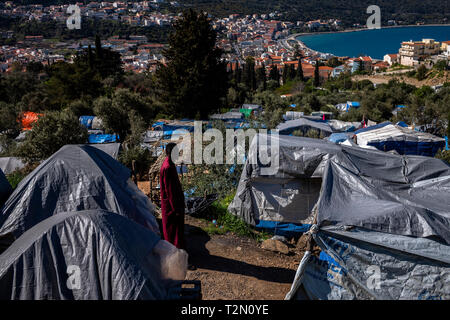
[183,215,303,300]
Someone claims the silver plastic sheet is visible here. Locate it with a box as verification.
[0,210,175,300]
[0,144,159,244]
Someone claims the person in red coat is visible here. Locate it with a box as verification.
[160,142,186,250]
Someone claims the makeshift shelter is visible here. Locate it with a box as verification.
[283,111,304,121]
[335,101,360,113]
[0,157,25,175]
[228,134,342,235]
[239,108,253,118]
[326,132,354,144]
[276,118,334,137]
[79,116,103,130]
[328,120,361,132]
[210,112,244,121]
[355,122,445,157]
[0,169,12,208]
[151,120,195,140]
[90,143,121,160]
[79,115,95,129]
[0,144,159,247]
[287,147,450,300]
[0,209,191,300]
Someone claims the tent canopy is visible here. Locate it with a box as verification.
[355,122,445,156]
[0,210,177,300]
[277,118,334,136]
[228,134,343,227]
[317,147,450,244]
[0,144,159,244]
[0,157,25,175]
[294,147,450,300]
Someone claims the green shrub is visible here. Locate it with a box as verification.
[200,193,270,241]
[15,110,88,164]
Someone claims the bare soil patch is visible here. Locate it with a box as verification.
[183,215,303,300]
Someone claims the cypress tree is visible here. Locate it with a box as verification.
[314,60,320,87]
[256,66,267,91]
[296,61,304,81]
[87,45,94,70]
[288,64,296,81]
[95,35,102,60]
[155,9,228,119]
[269,65,279,85]
[282,65,288,85]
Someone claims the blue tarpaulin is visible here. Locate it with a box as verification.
[327,133,351,144]
[354,121,391,134]
[88,134,119,144]
[446,136,449,151]
[396,121,408,127]
[255,220,311,238]
[346,101,360,112]
[152,122,195,139]
[79,116,95,129]
[367,140,445,157]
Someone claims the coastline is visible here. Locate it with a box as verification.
[287,24,450,58]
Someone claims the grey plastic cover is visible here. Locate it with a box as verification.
[0,144,159,243]
[0,169,12,208]
[0,210,176,300]
[90,143,121,159]
[276,118,334,136]
[317,147,450,244]
[299,227,450,300]
[0,157,25,175]
[228,134,342,225]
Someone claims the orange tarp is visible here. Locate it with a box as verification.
[20,112,43,131]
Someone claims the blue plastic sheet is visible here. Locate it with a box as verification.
[88,134,119,144]
[79,116,95,129]
[368,140,445,157]
[255,220,311,238]
[327,133,350,144]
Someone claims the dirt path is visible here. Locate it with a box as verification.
[183,216,303,300]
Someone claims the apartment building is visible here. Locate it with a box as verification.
[398,38,440,66]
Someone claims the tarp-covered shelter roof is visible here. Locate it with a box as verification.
[228,134,343,227]
[0,210,177,300]
[290,146,450,300]
[355,122,445,156]
[317,147,450,244]
[0,144,159,244]
[276,118,334,136]
[0,157,25,175]
[210,112,244,121]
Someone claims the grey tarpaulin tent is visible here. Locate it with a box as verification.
[0,169,12,208]
[0,157,25,175]
[276,118,334,137]
[0,210,184,300]
[228,134,342,228]
[288,147,450,300]
[0,144,159,248]
[90,143,121,160]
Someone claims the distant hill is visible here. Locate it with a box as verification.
[2,0,449,25]
[180,0,449,24]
